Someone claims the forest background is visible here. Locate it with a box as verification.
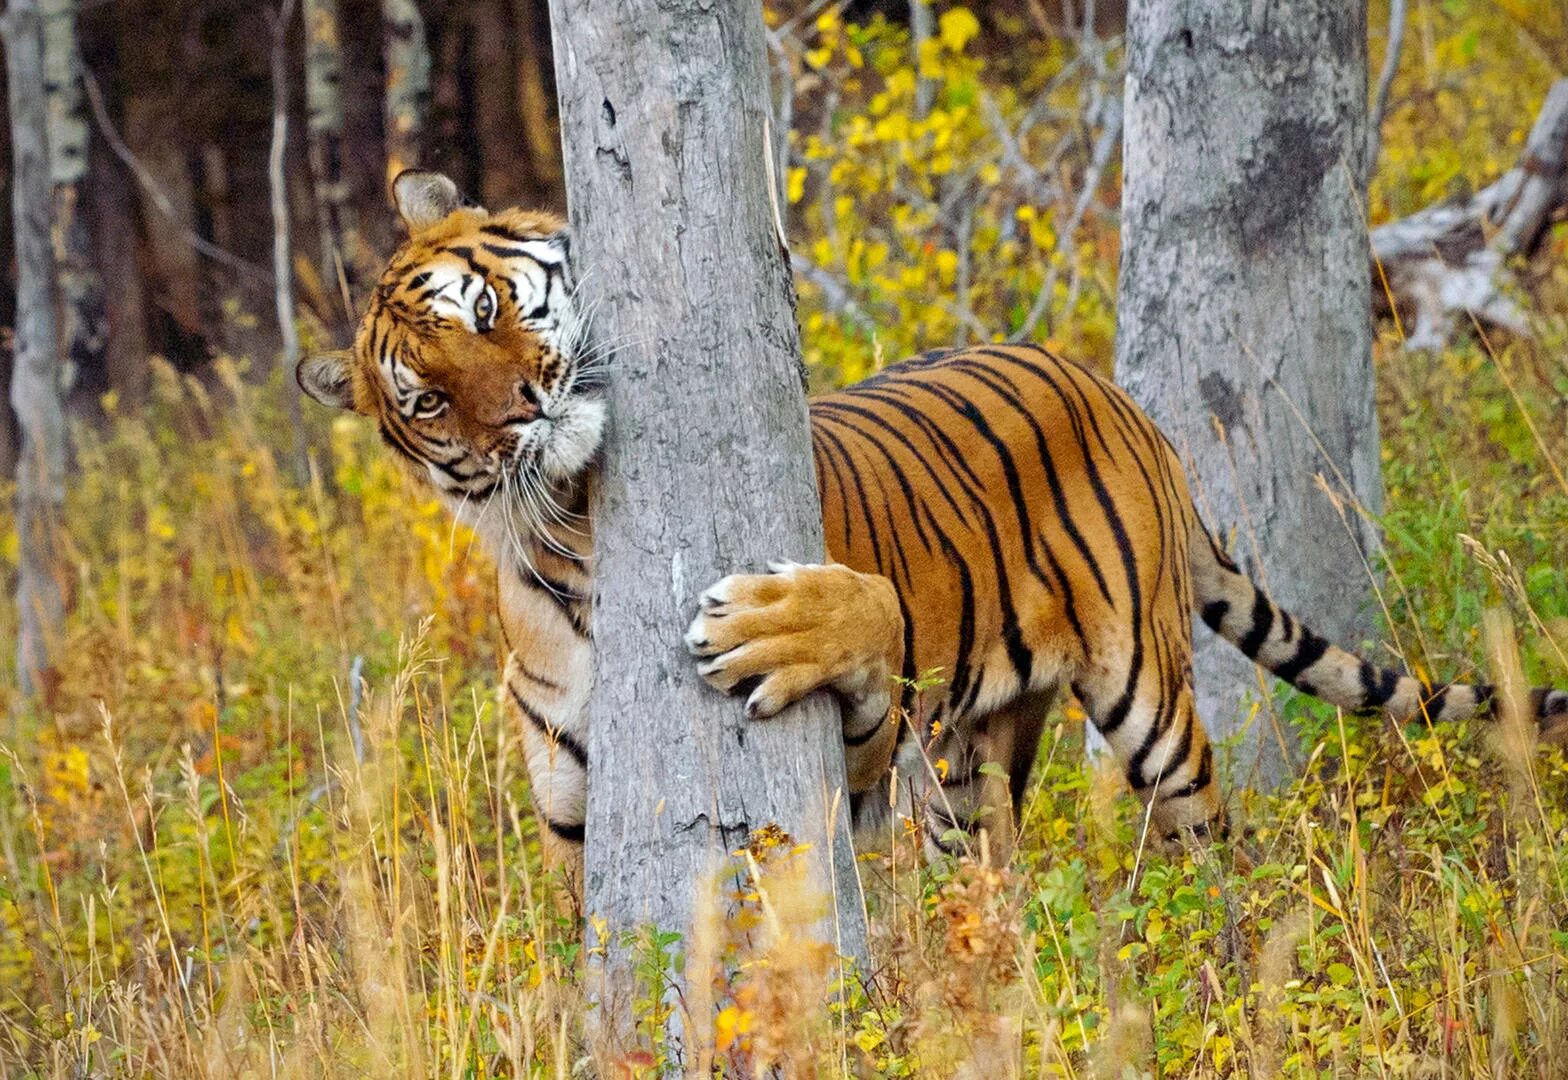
[0,0,1567,1076]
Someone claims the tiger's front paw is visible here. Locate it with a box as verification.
[683,561,902,721]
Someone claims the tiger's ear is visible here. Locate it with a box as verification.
[297,350,357,411]
[392,169,465,232]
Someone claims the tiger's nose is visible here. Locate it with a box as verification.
[498,381,541,425]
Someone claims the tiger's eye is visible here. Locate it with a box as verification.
[414,390,446,415]
[475,291,494,320]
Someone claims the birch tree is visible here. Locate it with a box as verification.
[303,0,360,314]
[547,0,866,1052]
[270,0,306,475]
[381,0,429,182]
[4,0,67,698]
[42,0,105,414]
[1116,0,1380,788]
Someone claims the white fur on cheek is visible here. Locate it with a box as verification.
[537,398,606,482]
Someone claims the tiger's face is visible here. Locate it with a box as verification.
[298,171,604,510]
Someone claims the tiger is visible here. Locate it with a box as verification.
[299,169,1568,901]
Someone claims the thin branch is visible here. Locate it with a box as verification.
[910,0,934,119]
[790,251,878,337]
[1365,0,1407,188]
[1011,93,1122,342]
[81,68,272,283]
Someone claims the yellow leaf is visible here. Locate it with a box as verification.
[716,1005,743,1051]
[938,7,980,53]
[787,166,807,204]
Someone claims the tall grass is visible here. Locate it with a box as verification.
[0,317,1562,1077]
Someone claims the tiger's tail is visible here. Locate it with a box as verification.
[1190,527,1568,737]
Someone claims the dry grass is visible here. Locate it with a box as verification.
[0,321,1561,1079]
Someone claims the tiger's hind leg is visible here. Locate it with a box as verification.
[684,561,905,792]
[920,689,1057,864]
[1072,644,1223,843]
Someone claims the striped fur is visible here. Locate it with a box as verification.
[302,176,1568,900]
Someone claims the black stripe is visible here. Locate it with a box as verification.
[843,710,888,747]
[1161,743,1213,801]
[810,434,855,553]
[1358,661,1401,710]
[970,348,1126,608]
[825,389,989,515]
[818,425,886,575]
[968,349,1146,730]
[527,574,588,623]
[813,398,976,710]
[1127,632,1181,788]
[903,377,1034,688]
[545,818,585,842]
[1278,608,1297,645]
[945,355,1116,652]
[918,500,978,711]
[480,222,545,242]
[509,683,587,767]
[516,660,564,692]
[943,359,1074,591]
[1201,600,1229,633]
[812,408,936,554]
[1236,589,1275,659]
[1272,629,1330,686]
[480,241,550,262]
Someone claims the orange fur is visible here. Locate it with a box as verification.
[301,181,1568,897]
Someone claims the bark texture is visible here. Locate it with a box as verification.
[381,0,430,182]
[1116,0,1380,788]
[1370,79,1568,350]
[548,0,867,1047]
[86,103,149,404]
[270,0,306,474]
[4,0,69,699]
[303,0,360,315]
[43,0,107,415]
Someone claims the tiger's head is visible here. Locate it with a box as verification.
[298,170,604,513]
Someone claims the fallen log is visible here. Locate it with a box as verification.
[1371,78,1568,350]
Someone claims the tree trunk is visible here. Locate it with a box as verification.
[303,0,360,322]
[548,0,867,1052]
[4,0,68,701]
[1116,0,1381,789]
[120,94,208,368]
[84,71,149,405]
[43,0,107,418]
[381,0,429,183]
[271,0,306,475]
[1370,79,1568,350]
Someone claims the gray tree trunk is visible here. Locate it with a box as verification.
[547,0,867,1053]
[270,0,306,475]
[4,0,68,699]
[381,0,430,181]
[1369,79,1568,350]
[303,0,360,318]
[42,0,105,418]
[1115,0,1381,790]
